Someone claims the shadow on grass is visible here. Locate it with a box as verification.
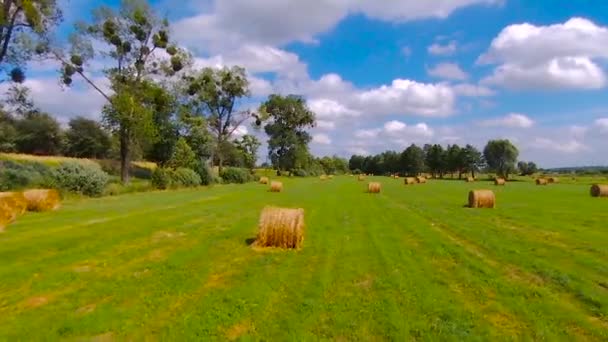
[245,237,256,246]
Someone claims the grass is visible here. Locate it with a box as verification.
[0,176,607,340]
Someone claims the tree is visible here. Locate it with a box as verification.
[234,134,260,170]
[0,0,62,82]
[319,156,335,175]
[483,139,519,179]
[182,66,251,173]
[54,0,185,183]
[460,144,483,178]
[425,144,445,178]
[168,137,196,169]
[446,144,462,178]
[518,161,538,176]
[332,156,349,174]
[261,94,315,174]
[14,111,62,155]
[64,117,111,158]
[400,144,425,176]
[0,109,16,151]
[349,155,365,172]
[4,84,34,115]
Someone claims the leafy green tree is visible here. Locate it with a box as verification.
[0,110,16,151]
[4,84,34,115]
[168,137,196,169]
[178,110,213,161]
[64,117,111,158]
[0,0,62,82]
[349,155,365,172]
[518,161,538,176]
[400,144,425,176]
[145,86,179,166]
[261,94,315,174]
[14,111,62,155]
[182,66,251,173]
[425,144,445,178]
[460,144,483,178]
[446,144,462,178]
[332,156,349,174]
[54,0,185,183]
[234,134,260,170]
[483,139,519,179]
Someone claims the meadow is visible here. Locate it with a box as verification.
[0,176,607,340]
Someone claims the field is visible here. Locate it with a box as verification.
[1,177,607,340]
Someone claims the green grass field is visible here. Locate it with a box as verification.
[1,177,607,340]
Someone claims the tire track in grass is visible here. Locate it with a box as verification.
[384,199,608,339]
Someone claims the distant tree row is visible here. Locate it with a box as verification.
[349,140,531,179]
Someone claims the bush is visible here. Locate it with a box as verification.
[292,168,308,177]
[193,160,218,185]
[52,161,109,196]
[0,160,53,191]
[98,159,153,180]
[151,167,172,190]
[172,168,201,187]
[104,181,153,196]
[220,167,254,184]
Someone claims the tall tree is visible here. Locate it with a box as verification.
[0,109,16,151]
[261,94,315,175]
[14,111,62,155]
[234,134,260,170]
[460,144,483,178]
[400,144,425,176]
[64,117,111,158]
[445,144,462,178]
[182,66,251,173]
[0,0,62,82]
[483,139,519,179]
[348,155,365,173]
[425,144,445,178]
[54,0,185,183]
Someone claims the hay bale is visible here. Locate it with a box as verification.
[548,177,559,184]
[357,175,365,181]
[590,184,608,197]
[23,189,60,212]
[368,182,381,193]
[328,175,334,179]
[0,192,28,231]
[494,178,506,186]
[255,206,304,249]
[416,176,427,184]
[536,178,548,186]
[404,177,416,185]
[259,177,269,185]
[468,190,495,208]
[320,175,328,180]
[466,177,475,182]
[269,181,283,192]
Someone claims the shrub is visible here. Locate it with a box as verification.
[193,160,217,185]
[172,168,201,187]
[104,181,153,196]
[151,167,172,190]
[51,161,109,197]
[0,160,53,191]
[220,167,254,184]
[292,168,308,177]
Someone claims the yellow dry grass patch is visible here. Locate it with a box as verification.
[23,189,61,212]
[0,192,28,231]
[225,319,254,341]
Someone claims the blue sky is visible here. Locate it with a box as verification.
[10,0,608,167]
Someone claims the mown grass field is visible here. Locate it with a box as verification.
[1,177,607,340]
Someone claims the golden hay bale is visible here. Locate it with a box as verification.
[23,189,61,212]
[259,177,269,185]
[255,206,304,249]
[468,190,496,208]
[328,175,334,179]
[536,178,548,186]
[368,182,381,193]
[590,184,608,197]
[466,177,475,182]
[358,175,366,181]
[416,176,427,184]
[404,177,416,185]
[320,175,328,180]
[0,192,28,231]
[269,181,283,192]
[548,177,559,184]
[494,178,506,186]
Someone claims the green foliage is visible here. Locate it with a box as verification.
[14,112,63,155]
[168,138,196,169]
[0,160,53,191]
[51,161,110,197]
[193,160,217,186]
[172,168,201,187]
[220,167,254,184]
[518,161,538,176]
[262,94,316,173]
[234,134,261,169]
[484,139,519,178]
[64,117,112,158]
[0,111,17,152]
[151,167,172,190]
[400,144,425,176]
[292,168,308,177]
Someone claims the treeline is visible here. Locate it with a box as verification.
[349,140,537,179]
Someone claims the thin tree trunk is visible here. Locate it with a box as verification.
[120,129,130,184]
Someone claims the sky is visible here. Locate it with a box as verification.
[8,0,608,168]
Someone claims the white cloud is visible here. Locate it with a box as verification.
[428,40,457,56]
[452,83,495,97]
[355,128,382,139]
[384,120,407,133]
[479,18,608,90]
[428,62,469,80]
[480,113,534,128]
[595,118,608,132]
[383,120,434,137]
[312,133,332,145]
[308,98,360,119]
[316,120,336,130]
[531,138,589,153]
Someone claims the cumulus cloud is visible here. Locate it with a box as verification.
[383,120,434,137]
[531,137,589,153]
[308,98,360,119]
[428,40,457,56]
[595,118,608,132]
[452,83,495,97]
[428,62,469,80]
[479,18,608,89]
[480,113,534,128]
[316,120,336,130]
[312,133,332,145]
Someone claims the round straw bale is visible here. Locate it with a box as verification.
[466,177,475,182]
[536,178,548,186]
[548,177,559,184]
[404,177,416,185]
[23,189,60,212]
[590,184,608,197]
[494,178,506,186]
[270,181,283,192]
[259,177,269,185]
[468,190,496,208]
[255,206,304,249]
[358,175,366,181]
[416,176,427,184]
[320,175,328,180]
[368,182,381,193]
[328,175,334,179]
[0,192,28,231]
